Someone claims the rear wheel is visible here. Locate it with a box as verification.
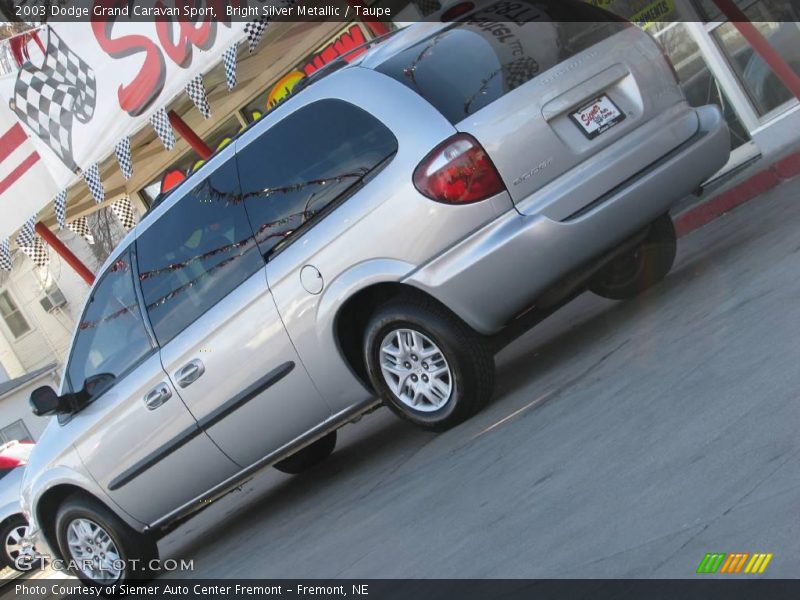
[274,431,337,474]
[55,495,158,589]
[364,295,494,431]
[590,214,677,300]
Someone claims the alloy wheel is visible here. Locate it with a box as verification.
[379,328,454,412]
[66,518,123,584]
[5,524,29,565]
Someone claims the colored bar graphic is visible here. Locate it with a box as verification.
[744,553,774,574]
[720,553,749,573]
[699,552,773,574]
[697,553,727,574]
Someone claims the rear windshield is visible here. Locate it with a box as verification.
[374,0,629,124]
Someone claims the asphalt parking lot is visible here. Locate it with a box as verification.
[20,176,800,585]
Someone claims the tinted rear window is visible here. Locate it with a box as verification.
[237,99,397,259]
[375,0,629,124]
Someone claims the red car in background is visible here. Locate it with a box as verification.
[0,441,35,571]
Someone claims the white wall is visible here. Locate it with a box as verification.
[0,369,59,443]
[0,230,100,378]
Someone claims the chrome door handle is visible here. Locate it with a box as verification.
[144,383,172,410]
[175,359,205,388]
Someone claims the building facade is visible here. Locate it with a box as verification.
[0,364,58,443]
[0,231,101,380]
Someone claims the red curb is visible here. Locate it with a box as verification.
[675,148,800,238]
[773,152,800,179]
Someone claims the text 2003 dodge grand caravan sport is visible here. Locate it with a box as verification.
[23,1,729,588]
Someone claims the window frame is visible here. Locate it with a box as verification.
[234,99,398,262]
[63,246,158,400]
[0,419,33,444]
[0,290,32,339]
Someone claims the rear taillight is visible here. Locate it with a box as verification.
[413,134,505,204]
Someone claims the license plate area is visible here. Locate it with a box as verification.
[570,95,625,140]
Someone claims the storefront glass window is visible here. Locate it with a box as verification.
[711,21,800,116]
[651,22,751,150]
[691,1,800,117]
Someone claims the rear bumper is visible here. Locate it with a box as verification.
[405,105,730,334]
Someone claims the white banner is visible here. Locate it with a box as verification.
[0,18,245,236]
[0,100,60,240]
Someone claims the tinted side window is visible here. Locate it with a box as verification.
[66,250,153,395]
[136,158,263,345]
[375,0,629,124]
[236,99,397,258]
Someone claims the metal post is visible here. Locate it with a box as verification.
[167,110,213,160]
[35,222,95,286]
[712,0,800,100]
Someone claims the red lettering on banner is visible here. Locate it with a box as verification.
[92,20,166,117]
[156,6,215,67]
[302,25,367,77]
[92,0,228,116]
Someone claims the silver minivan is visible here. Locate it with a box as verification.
[23,1,729,588]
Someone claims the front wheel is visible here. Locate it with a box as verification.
[364,295,495,431]
[590,214,677,300]
[55,495,158,589]
[0,515,31,571]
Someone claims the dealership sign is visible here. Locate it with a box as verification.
[0,19,241,191]
[0,12,256,248]
[262,24,369,111]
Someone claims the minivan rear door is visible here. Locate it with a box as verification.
[374,0,694,217]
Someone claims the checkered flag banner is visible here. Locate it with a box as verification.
[223,43,238,90]
[112,196,137,231]
[244,0,295,52]
[15,215,36,248]
[82,163,104,203]
[0,239,12,272]
[20,237,49,268]
[185,75,211,119]
[54,189,67,229]
[150,108,176,151]
[9,27,97,172]
[244,19,268,53]
[68,216,94,245]
[115,137,133,180]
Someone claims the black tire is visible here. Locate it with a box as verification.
[590,214,677,300]
[364,294,495,432]
[274,431,337,474]
[0,515,30,571]
[55,494,158,589]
